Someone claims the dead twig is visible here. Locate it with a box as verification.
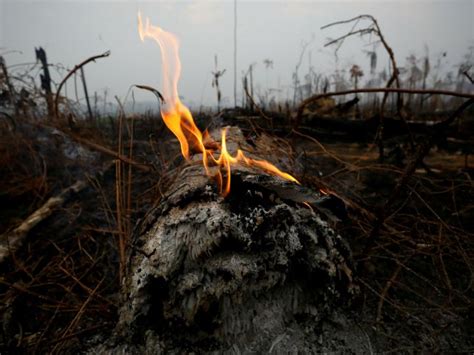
[0,180,86,264]
[0,162,114,264]
[115,96,126,282]
[462,68,474,84]
[51,277,104,353]
[46,323,109,346]
[322,14,406,159]
[376,257,408,323]
[322,14,402,113]
[71,133,152,172]
[212,55,226,112]
[55,50,110,120]
[34,119,152,172]
[134,85,165,104]
[243,83,273,126]
[0,111,16,131]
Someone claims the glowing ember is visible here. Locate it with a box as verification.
[138,12,298,196]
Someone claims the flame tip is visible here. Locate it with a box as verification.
[138,12,299,196]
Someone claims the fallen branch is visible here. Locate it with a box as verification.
[71,134,152,172]
[295,87,474,127]
[0,162,114,264]
[35,121,153,172]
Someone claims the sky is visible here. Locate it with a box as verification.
[0,0,473,110]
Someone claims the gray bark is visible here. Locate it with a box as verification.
[93,128,358,353]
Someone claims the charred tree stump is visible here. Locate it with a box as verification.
[98,128,356,353]
[35,47,54,119]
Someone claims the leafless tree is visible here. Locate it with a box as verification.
[212,55,226,112]
[321,14,405,160]
[293,37,313,106]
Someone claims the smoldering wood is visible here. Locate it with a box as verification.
[93,127,359,353]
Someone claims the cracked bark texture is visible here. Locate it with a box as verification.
[94,129,358,353]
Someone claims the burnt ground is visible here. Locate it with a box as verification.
[0,110,473,353]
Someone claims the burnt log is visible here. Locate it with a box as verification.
[296,114,468,143]
[292,105,474,145]
[35,47,54,118]
[94,128,359,353]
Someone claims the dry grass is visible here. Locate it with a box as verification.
[0,107,472,352]
[295,133,473,351]
[0,110,179,352]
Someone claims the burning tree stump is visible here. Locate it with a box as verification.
[97,128,357,353]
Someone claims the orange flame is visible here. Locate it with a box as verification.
[138,12,298,196]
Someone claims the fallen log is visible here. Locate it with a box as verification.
[94,128,358,353]
[294,113,473,143]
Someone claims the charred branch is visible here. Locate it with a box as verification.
[295,87,474,128]
[54,50,110,120]
[0,162,113,264]
[35,47,54,118]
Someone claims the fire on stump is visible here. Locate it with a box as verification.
[109,129,356,352]
[90,14,358,352]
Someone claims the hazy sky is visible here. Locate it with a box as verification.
[1,0,473,109]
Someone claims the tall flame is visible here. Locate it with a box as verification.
[138,12,298,196]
